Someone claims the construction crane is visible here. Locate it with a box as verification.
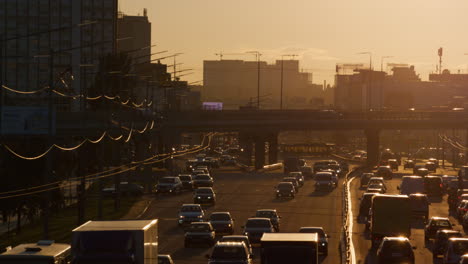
[214,52,249,60]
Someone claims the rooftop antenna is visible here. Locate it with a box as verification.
[438,47,443,74]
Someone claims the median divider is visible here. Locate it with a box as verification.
[258,163,283,173]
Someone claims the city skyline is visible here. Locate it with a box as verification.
[121,0,468,86]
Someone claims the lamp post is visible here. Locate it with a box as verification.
[246,51,262,109]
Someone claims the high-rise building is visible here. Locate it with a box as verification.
[117,9,151,64]
[0,0,118,112]
[203,59,317,109]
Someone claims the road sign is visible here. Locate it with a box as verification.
[1,106,55,135]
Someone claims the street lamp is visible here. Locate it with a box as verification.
[381,56,393,72]
[246,51,262,109]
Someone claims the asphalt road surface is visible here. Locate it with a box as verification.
[140,157,346,264]
[350,165,461,264]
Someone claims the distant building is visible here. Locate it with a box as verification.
[203,59,318,109]
[0,0,118,112]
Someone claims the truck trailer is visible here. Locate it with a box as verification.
[260,233,318,264]
[71,219,158,264]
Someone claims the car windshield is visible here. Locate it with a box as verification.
[433,220,451,227]
[382,240,412,254]
[196,189,213,194]
[211,246,247,259]
[210,214,231,221]
[181,206,201,212]
[159,178,175,184]
[277,183,293,190]
[246,219,270,228]
[256,211,276,218]
[315,174,331,181]
[195,175,211,180]
[368,183,383,189]
[452,241,468,255]
[189,224,211,232]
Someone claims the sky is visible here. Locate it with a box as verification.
[120,0,468,86]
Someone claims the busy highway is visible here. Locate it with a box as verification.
[350,163,461,264]
[139,157,348,264]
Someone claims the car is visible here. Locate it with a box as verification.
[429,157,439,168]
[398,176,424,195]
[416,167,430,177]
[275,182,296,198]
[206,241,253,264]
[404,159,415,169]
[443,175,458,191]
[192,169,207,176]
[409,193,429,222]
[224,157,237,166]
[368,177,386,190]
[288,172,304,187]
[360,173,374,188]
[193,187,216,205]
[413,164,426,174]
[425,217,454,240]
[255,209,281,232]
[313,160,331,173]
[299,227,329,255]
[366,183,386,194]
[443,238,468,264]
[376,237,415,264]
[321,169,339,185]
[184,222,215,247]
[456,200,468,220]
[375,166,393,180]
[219,235,253,255]
[433,229,463,258]
[424,176,443,196]
[242,217,275,244]
[178,204,204,227]
[158,254,174,264]
[426,161,437,172]
[300,166,313,178]
[314,172,335,191]
[359,193,377,220]
[178,174,194,190]
[155,177,183,195]
[102,182,144,197]
[209,212,234,235]
[282,177,300,192]
[193,174,214,188]
[388,159,399,171]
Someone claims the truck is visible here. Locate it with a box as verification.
[283,157,303,174]
[71,219,158,264]
[370,194,411,248]
[260,233,318,264]
[0,240,70,264]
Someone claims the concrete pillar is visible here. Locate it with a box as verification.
[268,133,278,164]
[255,136,266,170]
[365,128,380,167]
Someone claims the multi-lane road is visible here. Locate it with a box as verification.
[350,165,460,264]
[140,158,346,264]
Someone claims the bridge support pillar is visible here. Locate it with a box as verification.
[267,133,278,164]
[365,128,380,167]
[254,136,266,170]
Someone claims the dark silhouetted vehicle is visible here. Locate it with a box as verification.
[178,204,204,227]
[275,182,296,198]
[282,177,300,192]
[158,254,174,264]
[426,161,437,172]
[206,242,253,264]
[300,166,313,178]
[208,212,234,236]
[242,218,275,244]
[193,174,214,188]
[376,237,415,264]
[424,176,443,196]
[404,159,415,169]
[416,167,430,177]
[359,193,376,220]
[155,177,183,195]
[432,229,462,259]
[255,209,281,232]
[443,238,468,264]
[102,182,144,197]
[388,159,398,171]
[408,193,429,222]
[288,172,304,187]
[375,166,392,180]
[178,174,194,190]
[284,157,301,174]
[219,235,253,255]
[299,226,329,255]
[456,200,468,221]
[260,233,319,264]
[398,176,424,195]
[314,172,335,191]
[425,217,453,241]
[184,222,215,247]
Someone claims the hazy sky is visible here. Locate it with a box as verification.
[120,0,468,85]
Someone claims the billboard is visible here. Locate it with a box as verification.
[202,102,223,111]
[1,106,55,135]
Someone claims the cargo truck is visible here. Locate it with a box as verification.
[0,240,70,264]
[370,194,411,248]
[71,219,158,264]
[260,233,318,264]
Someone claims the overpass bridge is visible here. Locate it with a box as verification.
[164,110,468,168]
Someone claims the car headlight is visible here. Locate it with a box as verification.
[197,196,201,199]
[299,178,303,182]
[179,215,185,218]
[208,197,212,199]
[321,243,326,246]
[169,189,172,192]
[276,190,280,193]
[244,232,249,236]
[197,215,203,218]
[228,224,232,227]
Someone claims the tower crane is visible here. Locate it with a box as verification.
[214,52,251,60]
